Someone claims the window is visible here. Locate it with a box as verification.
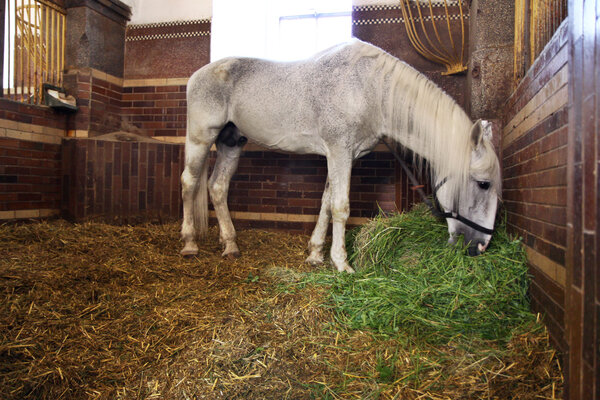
[211,0,352,62]
[2,0,66,104]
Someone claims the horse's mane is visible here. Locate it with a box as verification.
[350,40,498,202]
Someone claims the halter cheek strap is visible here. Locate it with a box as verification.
[381,140,495,236]
[432,179,495,236]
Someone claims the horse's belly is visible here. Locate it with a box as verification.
[231,106,327,155]
[239,123,324,155]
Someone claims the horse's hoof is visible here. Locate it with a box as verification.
[224,251,241,260]
[337,264,355,274]
[180,249,198,258]
[305,254,324,266]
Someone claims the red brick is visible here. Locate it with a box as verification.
[156,85,181,93]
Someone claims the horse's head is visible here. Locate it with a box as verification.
[435,120,501,256]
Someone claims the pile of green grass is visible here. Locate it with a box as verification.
[306,204,533,346]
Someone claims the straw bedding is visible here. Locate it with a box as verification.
[0,210,562,399]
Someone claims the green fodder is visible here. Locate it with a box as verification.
[308,204,532,346]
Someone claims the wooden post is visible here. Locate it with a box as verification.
[0,0,5,97]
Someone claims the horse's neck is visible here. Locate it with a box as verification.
[379,60,472,179]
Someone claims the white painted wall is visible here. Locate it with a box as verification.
[121,0,212,24]
[352,0,391,5]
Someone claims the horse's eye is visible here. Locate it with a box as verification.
[477,181,491,190]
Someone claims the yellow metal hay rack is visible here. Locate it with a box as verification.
[398,0,467,75]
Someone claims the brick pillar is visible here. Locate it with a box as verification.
[467,0,514,120]
[62,0,131,137]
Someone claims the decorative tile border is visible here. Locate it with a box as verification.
[352,1,464,12]
[125,30,211,42]
[126,19,211,43]
[0,119,64,144]
[123,77,189,87]
[0,209,59,221]
[127,19,211,30]
[353,13,467,25]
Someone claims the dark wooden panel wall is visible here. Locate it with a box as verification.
[565,0,599,398]
[502,20,569,352]
[503,1,600,397]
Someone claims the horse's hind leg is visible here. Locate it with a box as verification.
[306,178,331,265]
[209,141,243,259]
[181,139,212,256]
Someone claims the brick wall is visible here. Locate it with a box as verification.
[217,148,397,233]
[120,19,209,139]
[0,137,62,219]
[502,20,568,352]
[63,69,126,137]
[0,99,67,131]
[121,82,187,138]
[61,138,184,222]
[124,19,211,80]
[0,98,67,220]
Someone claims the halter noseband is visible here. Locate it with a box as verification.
[381,140,494,236]
[431,178,494,235]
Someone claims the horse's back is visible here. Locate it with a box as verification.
[187,39,380,98]
[185,40,384,154]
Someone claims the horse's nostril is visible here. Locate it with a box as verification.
[467,245,481,256]
[478,241,489,252]
[467,240,487,256]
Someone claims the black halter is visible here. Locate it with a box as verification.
[381,140,495,236]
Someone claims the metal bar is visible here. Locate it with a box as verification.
[55,9,59,85]
[45,2,48,85]
[399,0,448,65]
[18,0,23,101]
[513,0,518,83]
[3,0,66,104]
[59,12,64,85]
[35,0,65,14]
[6,0,11,98]
[34,0,39,102]
[26,0,32,102]
[50,5,54,84]
[401,1,442,63]
[414,0,452,61]
[523,0,530,74]
[441,0,458,61]
[0,0,5,97]
[458,0,466,67]
[425,0,454,61]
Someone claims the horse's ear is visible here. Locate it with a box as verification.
[470,119,483,148]
[481,120,493,141]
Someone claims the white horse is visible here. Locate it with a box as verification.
[180,39,501,273]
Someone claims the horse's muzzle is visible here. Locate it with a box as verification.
[467,240,489,256]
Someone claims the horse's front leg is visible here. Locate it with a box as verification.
[306,178,331,265]
[209,142,243,259]
[327,156,354,273]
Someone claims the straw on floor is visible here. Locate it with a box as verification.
[0,208,562,399]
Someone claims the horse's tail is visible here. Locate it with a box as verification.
[193,160,209,238]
